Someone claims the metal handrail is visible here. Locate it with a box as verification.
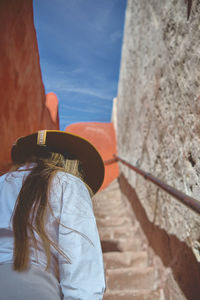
[104,155,200,215]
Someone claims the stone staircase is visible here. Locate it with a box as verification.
[93,179,165,300]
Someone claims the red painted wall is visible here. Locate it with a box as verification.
[0,0,59,172]
[46,92,60,128]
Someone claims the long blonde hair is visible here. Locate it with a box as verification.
[11,151,93,272]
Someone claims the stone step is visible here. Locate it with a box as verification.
[94,203,126,214]
[103,289,163,300]
[97,188,121,199]
[94,196,122,207]
[94,191,122,207]
[101,237,145,253]
[94,200,127,214]
[95,208,128,219]
[106,267,157,291]
[103,251,148,269]
[104,179,120,190]
[94,187,121,202]
[94,181,162,300]
[94,179,120,194]
[96,216,133,228]
[98,224,136,240]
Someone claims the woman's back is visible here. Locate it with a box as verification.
[0,166,105,299]
[0,130,105,299]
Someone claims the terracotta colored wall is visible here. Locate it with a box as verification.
[66,122,119,190]
[46,92,60,128]
[0,0,59,171]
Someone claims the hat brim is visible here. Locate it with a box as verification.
[11,130,105,194]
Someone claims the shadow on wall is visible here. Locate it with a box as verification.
[0,0,59,172]
[119,173,200,300]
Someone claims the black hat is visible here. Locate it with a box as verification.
[11,130,105,194]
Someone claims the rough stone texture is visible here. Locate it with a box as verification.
[119,174,200,300]
[103,290,162,300]
[117,0,200,298]
[0,0,58,172]
[66,122,119,190]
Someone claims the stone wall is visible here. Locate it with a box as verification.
[0,0,59,171]
[117,0,200,298]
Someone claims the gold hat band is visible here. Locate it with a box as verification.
[37,130,47,146]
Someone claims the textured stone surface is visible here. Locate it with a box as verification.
[66,122,119,190]
[117,0,200,298]
[103,251,148,269]
[118,0,200,240]
[106,267,157,291]
[103,289,163,300]
[119,171,200,300]
[0,0,58,171]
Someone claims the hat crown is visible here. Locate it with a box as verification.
[11,130,104,194]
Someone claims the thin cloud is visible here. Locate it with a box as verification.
[61,104,100,114]
[42,66,115,102]
[110,31,122,43]
[33,0,126,129]
[58,87,112,101]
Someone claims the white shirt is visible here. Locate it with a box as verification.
[0,166,105,299]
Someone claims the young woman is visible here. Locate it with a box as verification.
[0,130,106,300]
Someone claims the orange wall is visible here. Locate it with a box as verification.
[66,122,119,191]
[0,0,59,172]
[46,92,60,128]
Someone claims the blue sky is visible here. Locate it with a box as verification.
[33,0,127,130]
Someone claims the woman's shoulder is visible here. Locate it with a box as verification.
[0,173,7,185]
[53,172,93,217]
[52,172,89,198]
[0,170,25,184]
[0,172,7,180]
[54,171,85,187]
[0,164,35,182]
